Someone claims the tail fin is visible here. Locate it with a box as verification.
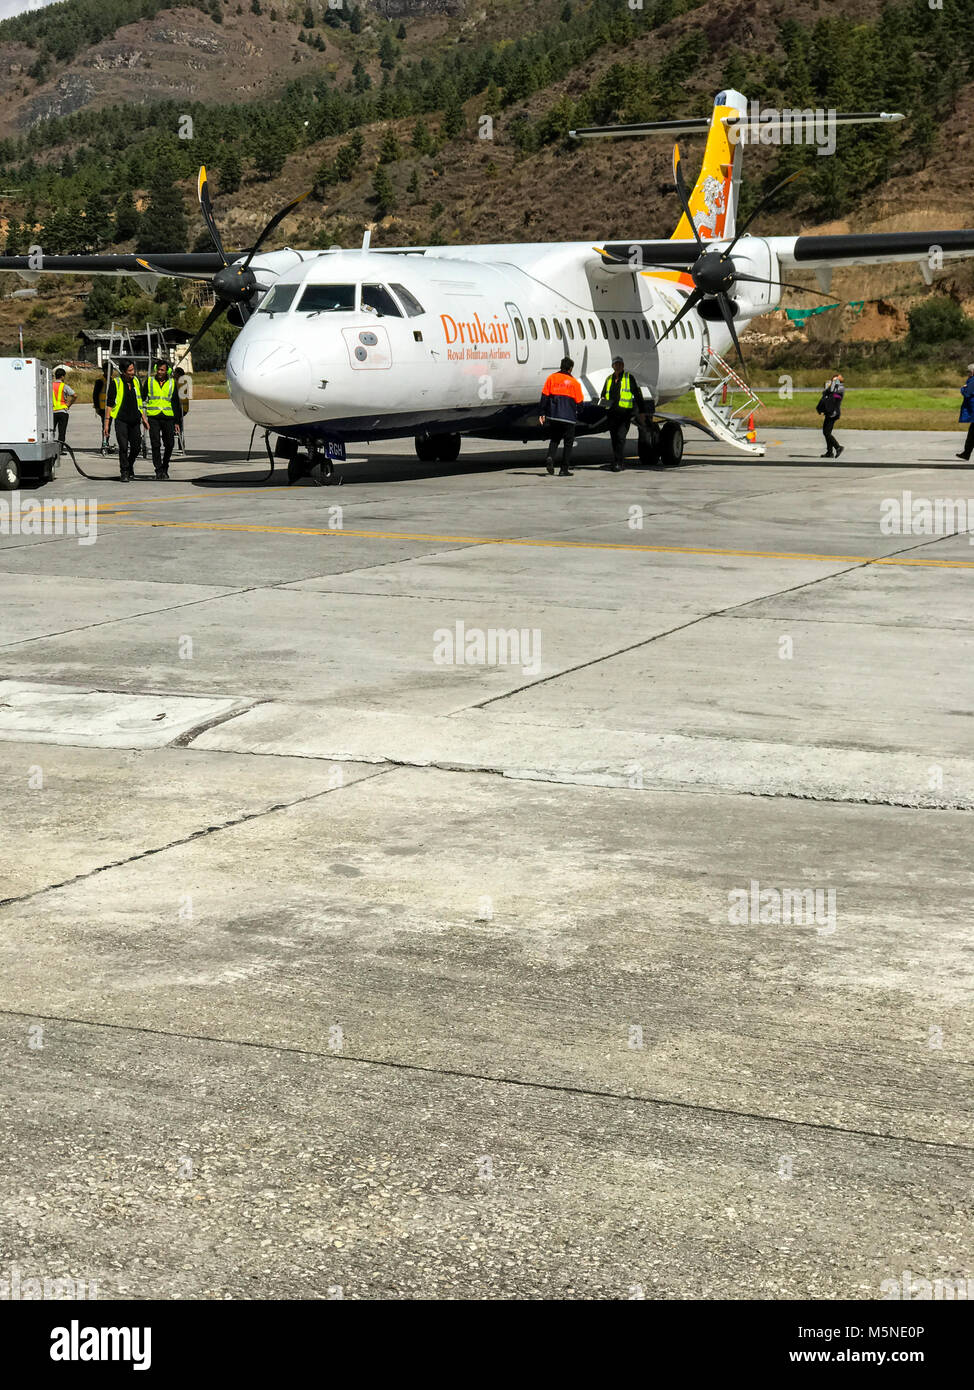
[670,89,746,244]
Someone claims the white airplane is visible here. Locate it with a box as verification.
[6,89,974,483]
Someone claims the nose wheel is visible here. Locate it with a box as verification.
[287,447,342,486]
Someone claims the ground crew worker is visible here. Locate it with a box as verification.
[51,368,76,449]
[105,360,149,481]
[540,355,583,476]
[599,356,649,471]
[145,360,183,479]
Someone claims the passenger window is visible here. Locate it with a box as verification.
[528,318,537,339]
[565,319,574,340]
[611,319,619,338]
[514,317,525,340]
[259,284,298,314]
[589,319,597,338]
[295,284,355,313]
[361,284,403,317]
[554,319,562,339]
[600,320,608,339]
[389,282,425,316]
[678,322,687,339]
[632,319,641,339]
[576,318,585,339]
[622,320,630,340]
[541,318,550,340]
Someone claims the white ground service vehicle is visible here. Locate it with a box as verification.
[0,356,60,489]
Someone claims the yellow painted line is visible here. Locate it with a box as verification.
[90,515,974,568]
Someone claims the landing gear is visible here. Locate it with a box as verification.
[309,456,341,486]
[659,421,684,467]
[0,451,19,490]
[286,445,342,486]
[414,432,462,463]
[638,422,661,466]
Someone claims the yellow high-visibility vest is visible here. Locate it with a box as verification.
[52,380,67,410]
[145,376,176,418]
[108,375,144,419]
[603,372,636,410]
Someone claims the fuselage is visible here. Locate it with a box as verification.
[225,239,779,442]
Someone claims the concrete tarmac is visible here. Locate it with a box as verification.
[1,402,972,1300]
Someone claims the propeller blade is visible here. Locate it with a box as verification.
[197,166,229,267]
[672,143,705,252]
[243,189,312,268]
[731,272,839,300]
[722,170,803,259]
[654,287,704,344]
[135,257,210,284]
[176,300,227,366]
[716,291,746,369]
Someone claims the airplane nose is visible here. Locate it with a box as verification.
[227,338,312,425]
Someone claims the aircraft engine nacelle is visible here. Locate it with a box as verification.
[724,236,778,319]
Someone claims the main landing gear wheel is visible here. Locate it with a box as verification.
[0,451,20,490]
[414,433,462,463]
[659,421,684,467]
[638,422,661,467]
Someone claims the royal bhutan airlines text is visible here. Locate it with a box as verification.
[440,312,512,361]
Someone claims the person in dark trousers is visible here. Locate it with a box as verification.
[51,368,76,449]
[955,364,974,459]
[539,356,583,476]
[599,356,649,471]
[144,360,183,479]
[104,360,149,480]
[817,372,845,458]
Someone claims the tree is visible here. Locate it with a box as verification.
[378,127,401,164]
[396,22,406,40]
[303,4,314,27]
[372,164,395,216]
[333,130,364,181]
[137,157,188,254]
[907,297,971,346]
[254,130,287,180]
[112,190,141,243]
[411,117,433,154]
[83,276,122,326]
[349,5,362,34]
[219,146,242,195]
[379,33,398,70]
[250,0,262,13]
[443,99,465,140]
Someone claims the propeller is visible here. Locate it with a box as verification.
[137,165,311,365]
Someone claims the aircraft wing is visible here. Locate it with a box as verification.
[0,252,228,278]
[774,230,974,270]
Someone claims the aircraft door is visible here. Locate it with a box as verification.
[505,302,529,364]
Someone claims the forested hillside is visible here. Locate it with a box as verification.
[1,0,972,364]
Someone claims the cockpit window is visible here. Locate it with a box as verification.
[361,283,403,317]
[389,283,425,317]
[258,283,299,314]
[296,284,357,313]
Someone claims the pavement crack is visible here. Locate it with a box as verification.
[0,764,395,911]
[0,1005,969,1156]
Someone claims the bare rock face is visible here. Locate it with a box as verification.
[24,73,95,126]
[147,28,223,53]
[370,0,461,16]
[86,46,145,72]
